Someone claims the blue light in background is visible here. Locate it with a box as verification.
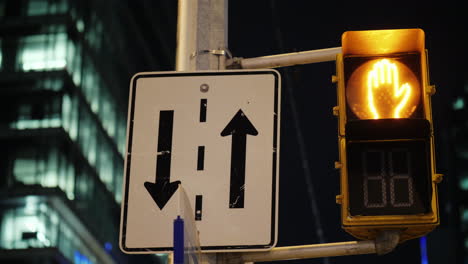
[74,250,93,264]
[420,236,428,264]
[104,242,113,252]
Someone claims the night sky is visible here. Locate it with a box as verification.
[227,1,464,264]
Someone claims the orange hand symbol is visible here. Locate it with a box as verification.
[367,59,412,119]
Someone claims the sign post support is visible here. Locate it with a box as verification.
[176,0,228,72]
[176,1,227,263]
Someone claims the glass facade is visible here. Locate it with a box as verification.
[0,0,170,263]
[0,198,97,263]
[18,33,68,71]
[3,80,124,203]
[453,83,468,262]
[27,0,67,16]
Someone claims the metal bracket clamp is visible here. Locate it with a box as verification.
[433,173,444,183]
[375,230,401,255]
[191,49,233,59]
[226,57,243,69]
[227,47,342,69]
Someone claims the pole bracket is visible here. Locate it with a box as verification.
[191,49,232,59]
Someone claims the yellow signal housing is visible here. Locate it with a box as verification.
[335,29,441,242]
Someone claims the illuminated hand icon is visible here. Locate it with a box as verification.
[367,59,412,119]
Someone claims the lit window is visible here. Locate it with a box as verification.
[453,97,465,110]
[117,118,127,156]
[0,201,96,263]
[42,147,58,188]
[19,34,67,71]
[10,98,62,130]
[62,94,79,140]
[0,203,52,249]
[114,162,123,203]
[12,118,61,130]
[460,177,468,191]
[66,40,82,87]
[76,19,85,33]
[58,155,75,200]
[82,59,100,113]
[0,39,2,70]
[100,90,116,138]
[13,149,37,185]
[76,170,92,202]
[27,0,67,16]
[98,146,113,192]
[27,0,48,16]
[462,208,468,231]
[78,110,97,166]
[12,145,77,200]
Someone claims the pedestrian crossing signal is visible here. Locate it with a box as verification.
[334,29,441,242]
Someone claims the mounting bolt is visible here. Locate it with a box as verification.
[433,173,443,183]
[331,75,338,83]
[427,85,436,95]
[334,161,342,169]
[200,83,209,93]
[336,195,343,204]
[333,106,339,116]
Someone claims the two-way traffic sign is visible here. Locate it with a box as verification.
[120,70,280,253]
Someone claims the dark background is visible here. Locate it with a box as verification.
[126,0,465,263]
[2,0,463,263]
[225,1,465,264]
[0,0,460,264]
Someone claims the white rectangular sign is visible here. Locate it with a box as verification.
[120,70,281,253]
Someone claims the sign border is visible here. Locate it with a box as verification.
[120,70,280,253]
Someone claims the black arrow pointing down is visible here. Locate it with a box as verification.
[145,110,180,210]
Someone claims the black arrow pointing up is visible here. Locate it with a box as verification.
[145,110,180,210]
[221,109,258,208]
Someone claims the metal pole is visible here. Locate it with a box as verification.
[228,47,342,69]
[175,2,401,263]
[175,0,197,71]
[176,0,228,71]
[175,1,228,264]
[220,231,400,263]
[238,241,376,262]
[196,0,228,70]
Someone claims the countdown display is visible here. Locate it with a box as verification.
[347,140,432,216]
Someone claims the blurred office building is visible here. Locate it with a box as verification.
[450,80,468,263]
[0,0,174,263]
